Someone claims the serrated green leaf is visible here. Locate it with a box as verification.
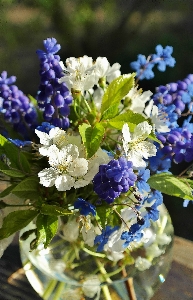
[0,169,25,178]
[36,214,58,248]
[79,123,105,158]
[0,183,18,198]
[148,173,193,200]
[0,134,31,174]
[108,110,146,131]
[11,176,40,200]
[0,209,39,239]
[100,104,119,121]
[100,74,135,117]
[41,204,72,216]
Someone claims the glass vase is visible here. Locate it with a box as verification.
[20,204,174,300]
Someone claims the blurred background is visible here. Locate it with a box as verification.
[0,0,193,240]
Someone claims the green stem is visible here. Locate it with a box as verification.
[52,282,66,300]
[82,96,92,113]
[102,285,112,300]
[95,258,113,300]
[82,247,106,258]
[42,279,58,300]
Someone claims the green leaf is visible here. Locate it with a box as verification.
[148,173,193,200]
[0,183,18,198]
[107,110,146,131]
[36,214,58,248]
[96,204,110,228]
[11,176,40,200]
[100,74,135,117]
[100,104,119,121]
[41,204,72,216]
[0,169,25,178]
[79,123,105,158]
[0,134,31,174]
[0,210,39,239]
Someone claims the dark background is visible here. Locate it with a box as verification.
[0,0,193,240]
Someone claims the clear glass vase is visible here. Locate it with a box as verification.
[20,204,174,300]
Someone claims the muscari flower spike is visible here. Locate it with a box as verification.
[93,157,137,203]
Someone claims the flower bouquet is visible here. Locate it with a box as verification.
[0,38,192,300]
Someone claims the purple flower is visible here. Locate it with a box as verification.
[36,38,72,130]
[93,157,137,203]
[74,198,96,216]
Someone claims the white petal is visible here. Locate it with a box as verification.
[82,225,96,247]
[95,57,110,78]
[38,167,58,187]
[60,144,79,162]
[55,175,75,191]
[48,145,61,166]
[133,121,152,140]
[122,123,131,143]
[73,179,90,188]
[68,158,88,177]
[35,130,51,146]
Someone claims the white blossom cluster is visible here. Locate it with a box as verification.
[35,127,110,191]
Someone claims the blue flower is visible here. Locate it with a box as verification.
[153,45,176,72]
[137,168,150,193]
[36,122,55,134]
[94,226,119,252]
[130,54,155,80]
[8,139,31,148]
[149,149,171,173]
[74,198,96,216]
[121,225,144,248]
[143,190,163,205]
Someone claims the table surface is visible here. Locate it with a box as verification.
[0,236,193,300]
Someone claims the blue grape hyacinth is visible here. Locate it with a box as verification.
[36,38,72,129]
[93,157,137,203]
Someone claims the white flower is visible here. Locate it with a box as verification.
[82,224,96,247]
[122,122,157,169]
[35,127,83,156]
[38,144,88,191]
[104,228,125,254]
[135,256,152,271]
[156,233,172,245]
[93,87,104,110]
[106,62,121,82]
[61,218,79,242]
[145,244,164,258]
[38,142,109,191]
[125,87,152,114]
[94,57,110,78]
[144,100,170,133]
[82,276,101,299]
[58,56,97,93]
